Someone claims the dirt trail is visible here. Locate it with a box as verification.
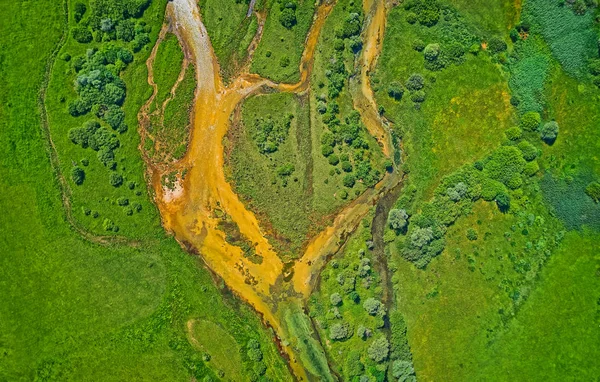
[142,0,396,378]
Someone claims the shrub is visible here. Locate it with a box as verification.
[410,90,426,103]
[330,293,342,306]
[505,126,523,141]
[321,144,334,157]
[405,73,424,91]
[405,12,417,24]
[480,178,504,201]
[524,160,540,177]
[357,325,372,340]
[589,59,600,76]
[484,146,526,186]
[388,209,408,231]
[507,174,523,190]
[109,173,123,187]
[117,197,129,206]
[363,297,382,315]
[247,347,263,362]
[329,322,351,341]
[341,161,353,172]
[488,37,507,53]
[423,43,440,61]
[279,55,290,67]
[339,189,348,199]
[345,351,364,378]
[72,27,93,43]
[410,227,433,248]
[585,181,600,202]
[496,192,511,212]
[517,140,538,161]
[540,121,559,144]
[253,362,267,376]
[412,39,425,51]
[74,2,87,23]
[102,218,115,231]
[328,154,340,166]
[520,111,541,131]
[279,8,297,29]
[343,174,356,188]
[466,228,478,241]
[388,82,405,100]
[71,166,85,185]
[367,336,390,363]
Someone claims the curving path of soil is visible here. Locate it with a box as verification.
[140,0,398,378]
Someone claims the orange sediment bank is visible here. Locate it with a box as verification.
[140,0,398,378]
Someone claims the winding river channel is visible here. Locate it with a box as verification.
[140,0,399,378]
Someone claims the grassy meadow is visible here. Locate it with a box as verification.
[0,0,291,380]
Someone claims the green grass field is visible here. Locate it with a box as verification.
[0,1,290,380]
[151,33,184,111]
[199,0,259,81]
[376,0,600,380]
[250,0,316,83]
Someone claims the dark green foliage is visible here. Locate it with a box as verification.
[410,90,426,103]
[585,182,600,203]
[520,111,541,131]
[388,82,405,100]
[109,173,123,187]
[405,73,424,91]
[328,154,340,166]
[337,12,363,39]
[412,39,425,51]
[540,121,559,144]
[72,26,93,43]
[343,174,356,188]
[496,192,510,212]
[542,174,600,230]
[487,37,507,54]
[389,311,412,361]
[526,0,598,77]
[74,2,87,23]
[404,0,440,27]
[71,166,85,185]
[367,336,390,363]
[508,37,551,113]
[252,114,293,154]
[279,8,297,29]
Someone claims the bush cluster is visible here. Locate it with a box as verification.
[246,339,267,378]
[278,0,298,29]
[252,114,294,154]
[69,120,121,170]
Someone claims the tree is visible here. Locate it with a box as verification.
[540,121,559,144]
[72,27,93,43]
[328,154,340,166]
[412,39,425,51]
[520,111,541,131]
[388,209,408,230]
[329,322,351,341]
[388,82,405,100]
[279,8,297,29]
[330,293,342,306]
[410,227,433,248]
[71,166,85,185]
[363,297,382,316]
[342,161,353,172]
[343,174,356,188]
[405,73,424,91]
[367,336,390,363]
[247,347,263,362]
[505,126,522,141]
[423,43,440,61]
[488,37,507,53]
[392,360,415,380]
[74,2,87,23]
[356,325,372,340]
[517,140,538,161]
[109,173,123,187]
